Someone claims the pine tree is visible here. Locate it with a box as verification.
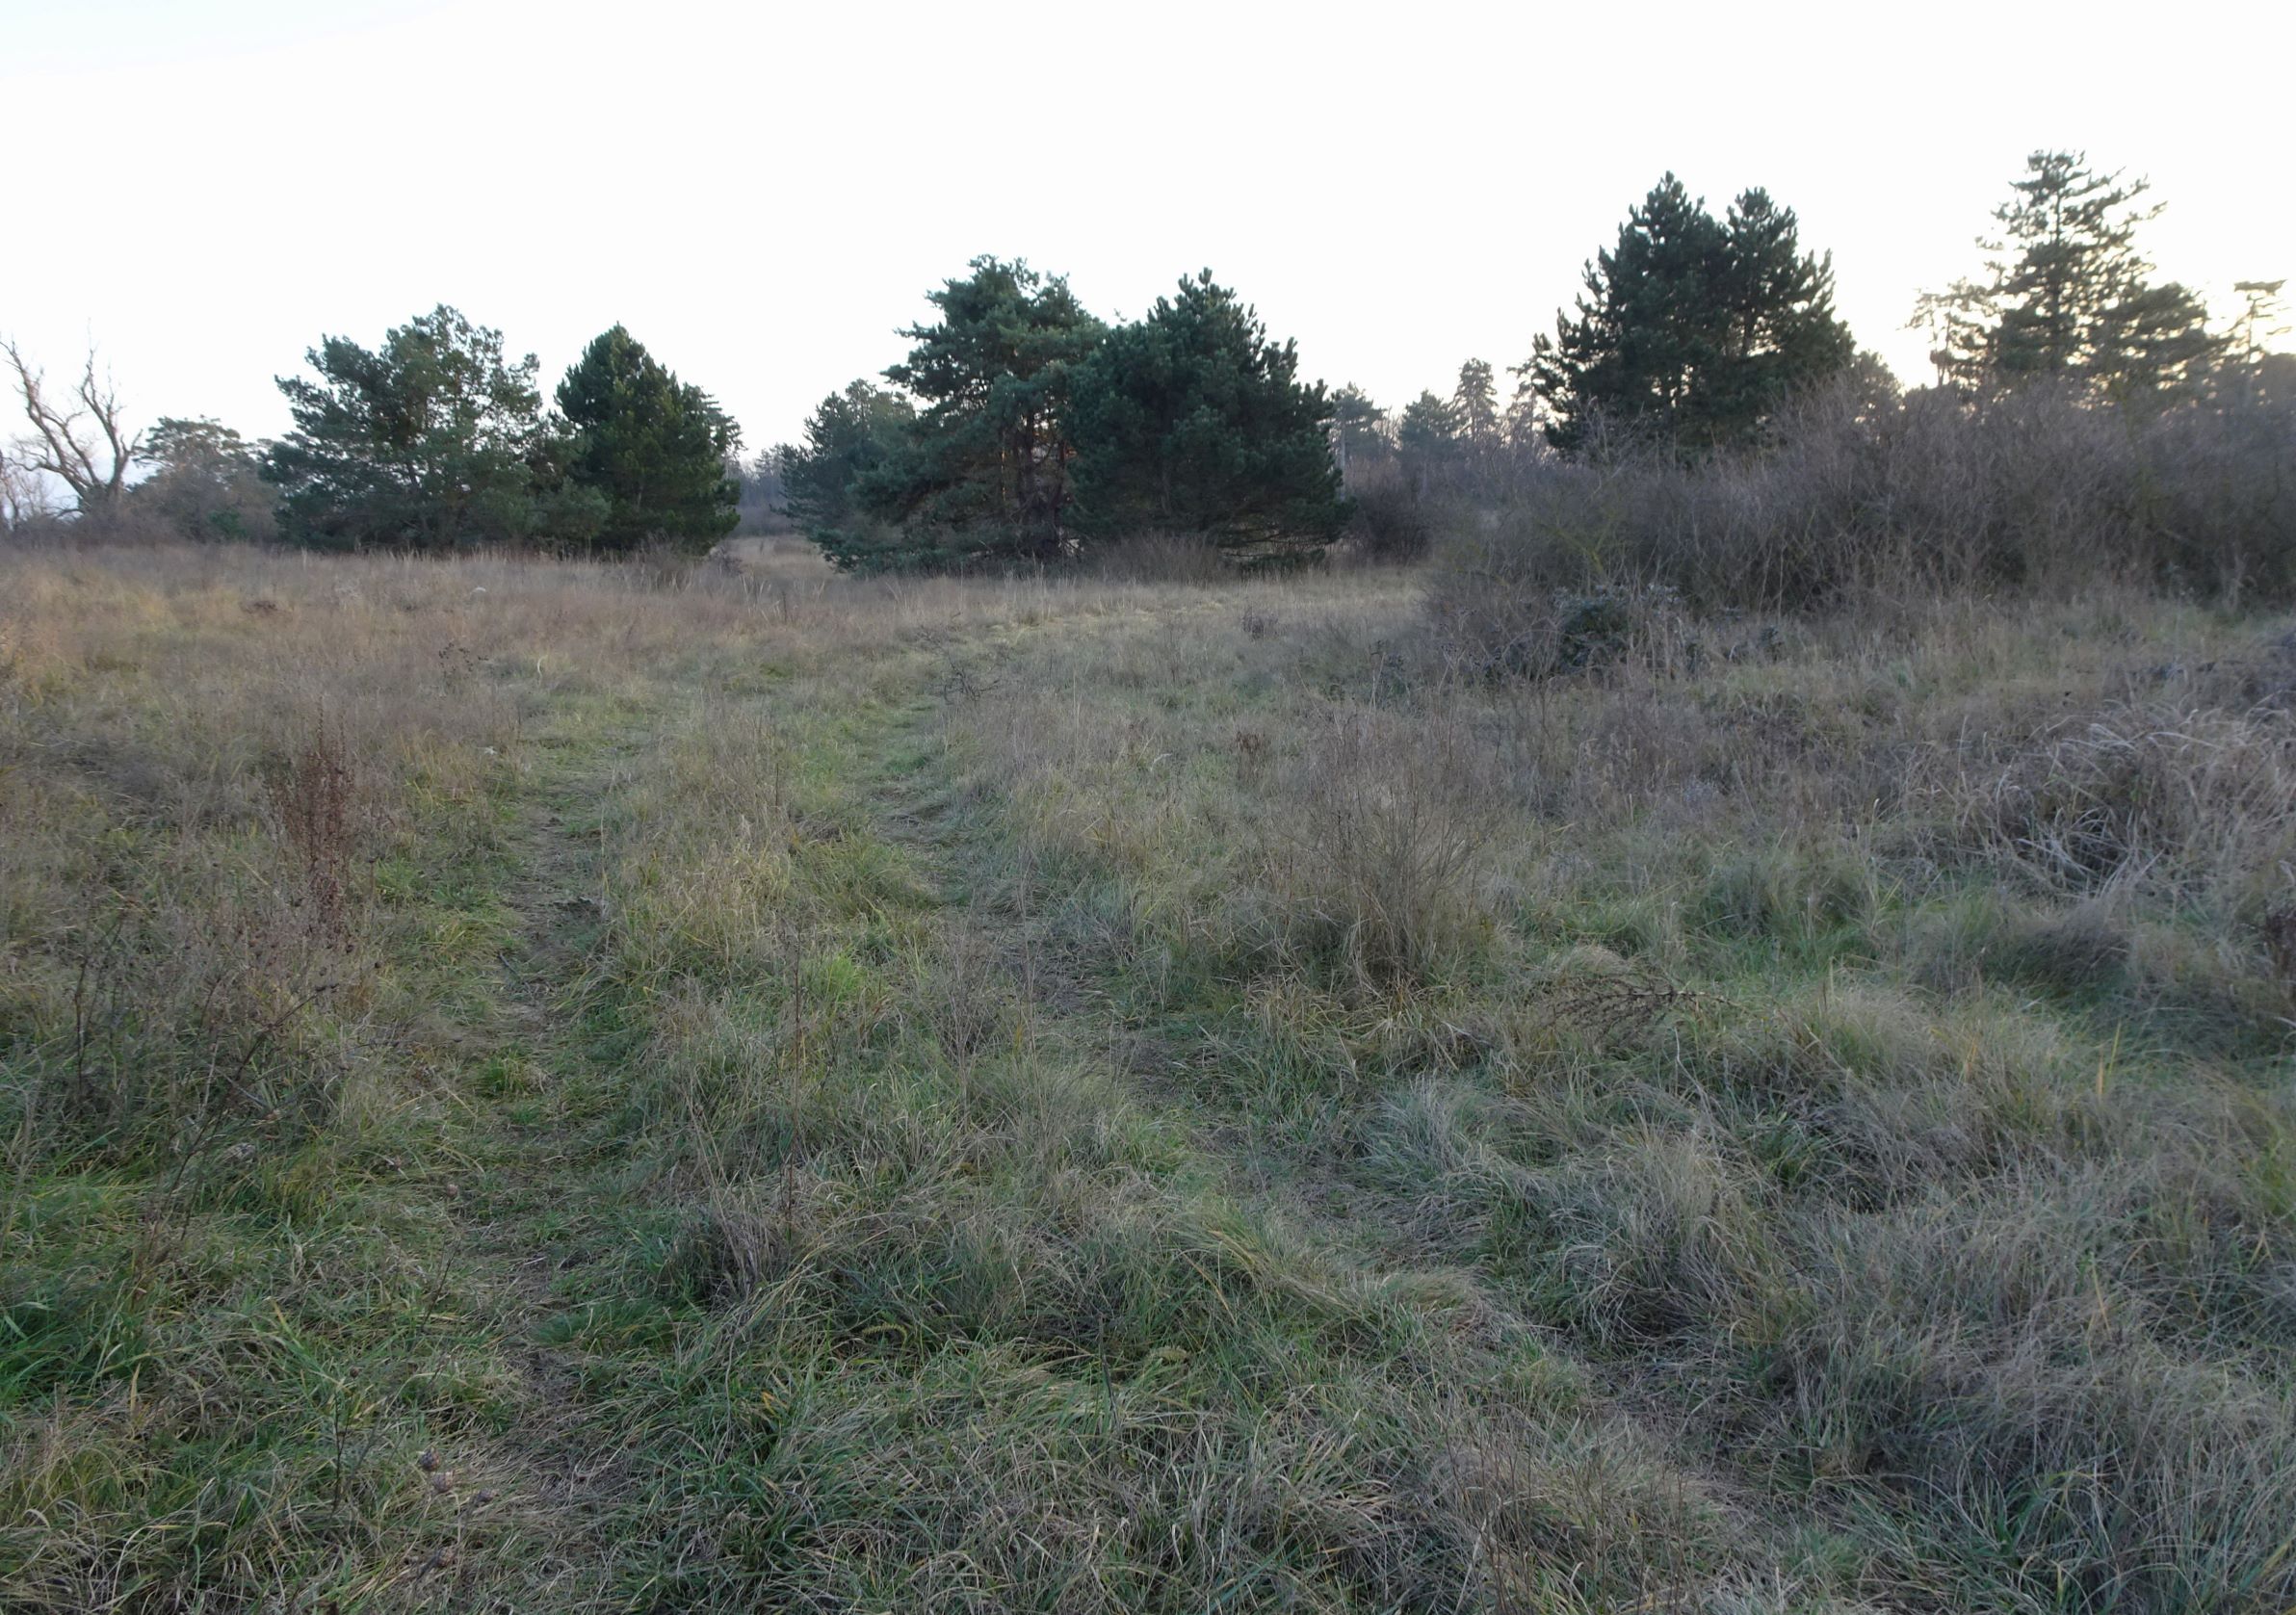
[1451,360,1500,452]
[1068,270,1345,550]
[1916,151,2224,406]
[1396,391,1462,495]
[1524,174,1851,453]
[775,379,917,569]
[264,306,594,551]
[869,256,1105,561]
[1328,384,1391,471]
[1396,392,1461,455]
[557,325,741,553]
[1712,190,1857,430]
[2091,283,2225,405]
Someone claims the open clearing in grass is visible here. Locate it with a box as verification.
[7,544,2296,1612]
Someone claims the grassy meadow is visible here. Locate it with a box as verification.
[6,540,2296,1611]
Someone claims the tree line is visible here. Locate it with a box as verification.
[1345,153,2283,502]
[5,149,2285,567]
[3,317,742,554]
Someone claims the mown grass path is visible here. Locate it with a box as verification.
[401,593,1619,1611]
[411,726,639,1605]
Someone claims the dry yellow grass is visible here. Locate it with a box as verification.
[713,533,841,584]
[6,539,2295,1612]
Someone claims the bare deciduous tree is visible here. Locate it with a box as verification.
[4,338,142,515]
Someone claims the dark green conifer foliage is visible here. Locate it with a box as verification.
[1396,390,1462,493]
[1918,151,2224,407]
[775,380,918,571]
[1712,191,1857,430]
[1396,392,1462,453]
[556,325,741,553]
[1525,175,1851,453]
[1451,359,1500,452]
[866,256,1105,562]
[1329,385,1389,458]
[264,305,596,551]
[1068,271,1345,548]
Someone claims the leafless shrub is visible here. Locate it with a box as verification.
[1429,380,2296,647]
[1344,460,1436,563]
[129,443,278,546]
[267,714,360,946]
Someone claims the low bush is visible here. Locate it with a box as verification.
[1340,462,1435,563]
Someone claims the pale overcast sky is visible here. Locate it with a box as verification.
[4,0,2289,454]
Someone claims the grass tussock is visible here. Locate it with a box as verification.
[1256,703,1500,988]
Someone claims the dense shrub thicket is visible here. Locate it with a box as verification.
[1427,380,2296,672]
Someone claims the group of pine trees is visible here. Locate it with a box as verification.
[777,263,1346,570]
[262,310,740,552]
[21,312,743,552]
[1918,152,2227,404]
[8,148,2283,565]
[1351,176,1860,478]
[1346,151,2278,498]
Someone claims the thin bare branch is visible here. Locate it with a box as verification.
[4,336,141,512]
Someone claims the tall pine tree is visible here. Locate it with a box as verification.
[775,379,917,570]
[1711,190,1856,431]
[1328,383,1391,484]
[1396,391,1462,496]
[264,305,595,551]
[1068,270,1345,550]
[557,325,741,553]
[1451,359,1500,452]
[1524,175,1851,453]
[868,256,1105,562]
[1916,151,2223,406]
